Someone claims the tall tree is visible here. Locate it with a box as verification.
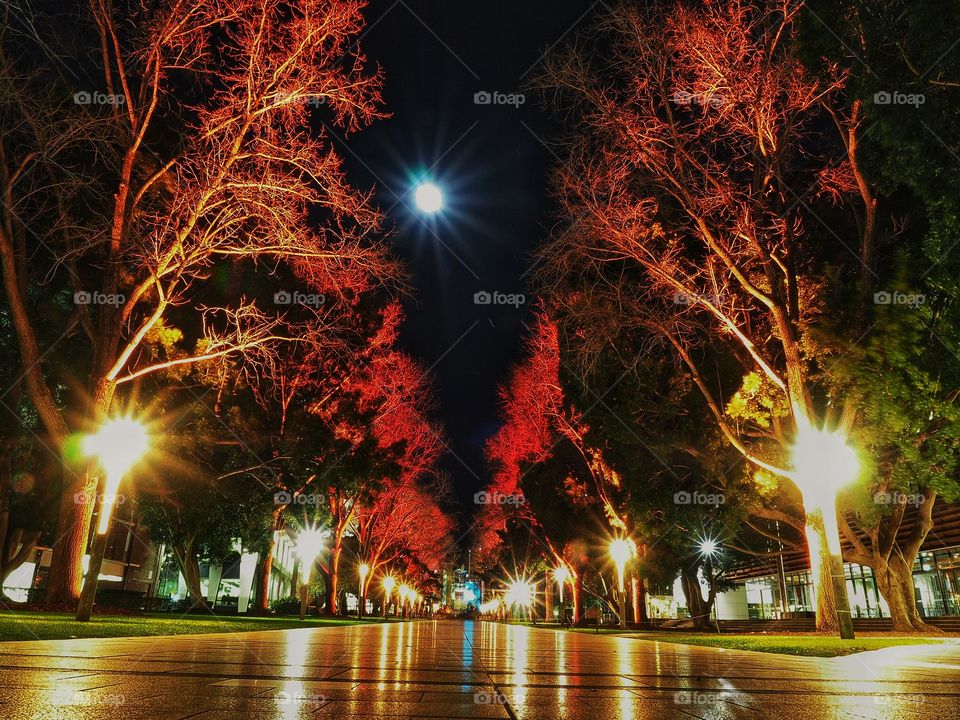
[0,0,397,602]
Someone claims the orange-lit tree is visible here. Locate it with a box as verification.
[0,0,396,602]
[535,0,867,631]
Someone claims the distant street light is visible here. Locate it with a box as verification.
[553,566,570,600]
[505,578,535,623]
[295,526,325,620]
[609,538,633,630]
[699,539,718,557]
[382,575,396,617]
[76,417,150,622]
[358,562,370,618]
[790,412,861,640]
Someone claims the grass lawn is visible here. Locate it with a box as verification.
[0,610,391,643]
[500,622,951,657]
[582,629,950,657]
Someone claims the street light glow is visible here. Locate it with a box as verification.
[505,578,534,608]
[295,526,325,582]
[609,538,632,592]
[553,565,570,605]
[414,182,443,213]
[699,538,718,556]
[82,416,150,534]
[790,415,861,513]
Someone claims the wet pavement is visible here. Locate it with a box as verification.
[1,619,958,719]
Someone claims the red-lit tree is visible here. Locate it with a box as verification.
[0,0,397,602]
[310,348,445,614]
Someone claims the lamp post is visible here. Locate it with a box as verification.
[609,538,632,630]
[76,417,150,622]
[790,414,860,640]
[554,566,570,625]
[358,562,369,618]
[398,583,411,618]
[382,575,396,618]
[295,527,325,620]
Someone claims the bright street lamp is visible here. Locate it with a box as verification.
[790,412,861,640]
[609,538,633,630]
[699,539,718,557]
[76,417,150,621]
[358,562,370,618]
[295,526,325,620]
[553,566,570,601]
[382,575,396,617]
[505,577,535,622]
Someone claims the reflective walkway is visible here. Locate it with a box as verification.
[1,620,958,719]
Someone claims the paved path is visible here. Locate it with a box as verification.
[1,620,958,719]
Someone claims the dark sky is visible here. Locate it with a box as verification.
[338,2,602,515]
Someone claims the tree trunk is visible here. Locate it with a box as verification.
[325,541,342,615]
[571,572,583,625]
[44,468,96,605]
[681,565,711,630]
[172,539,209,611]
[253,541,275,614]
[874,555,939,633]
[803,512,841,633]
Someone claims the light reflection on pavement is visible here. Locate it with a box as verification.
[0,620,958,719]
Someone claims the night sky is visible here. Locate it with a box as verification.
[338,2,601,514]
